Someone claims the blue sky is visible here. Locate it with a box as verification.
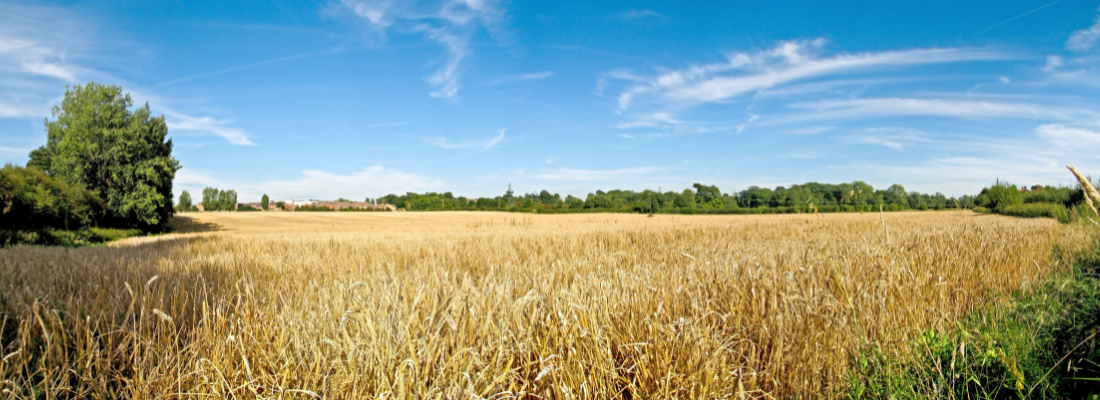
[2,0,1100,201]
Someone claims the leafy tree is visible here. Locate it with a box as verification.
[276,201,285,210]
[202,187,218,211]
[178,191,193,212]
[218,190,237,211]
[27,83,179,230]
[693,183,721,205]
[976,182,1023,212]
[261,194,269,210]
[677,189,696,208]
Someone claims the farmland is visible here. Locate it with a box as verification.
[0,211,1092,398]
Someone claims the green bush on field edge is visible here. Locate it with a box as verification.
[0,228,143,247]
[1002,203,1070,223]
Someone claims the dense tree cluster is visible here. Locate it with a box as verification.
[371,181,980,214]
[2,83,178,245]
[201,187,238,211]
[24,83,180,229]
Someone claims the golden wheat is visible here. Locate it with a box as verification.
[0,211,1088,399]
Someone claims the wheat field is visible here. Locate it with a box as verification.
[0,211,1090,399]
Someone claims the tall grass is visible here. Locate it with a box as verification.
[0,212,1088,398]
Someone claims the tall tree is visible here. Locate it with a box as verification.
[202,187,218,211]
[178,191,193,212]
[260,194,269,210]
[28,83,180,229]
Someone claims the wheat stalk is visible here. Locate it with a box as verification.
[1067,165,1100,217]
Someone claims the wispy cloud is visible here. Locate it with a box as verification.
[616,112,682,129]
[1043,55,1063,72]
[1067,7,1100,52]
[153,47,346,88]
[164,110,253,146]
[784,97,1097,122]
[0,3,254,148]
[176,165,444,200]
[535,166,662,181]
[484,71,553,86]
[339,0,508,99]
[1036,123,1100,147]
[425,128,505,149]
[606,40,1004,111]
[843,127,927,150]
[0,146,31,154]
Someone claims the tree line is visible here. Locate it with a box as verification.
[369,181,982,214]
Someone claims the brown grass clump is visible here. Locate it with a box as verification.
[0,211,1087,398]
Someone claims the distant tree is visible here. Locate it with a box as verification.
[693,183,721,204]
[217,190,237,211]
[178,191,193,212]
[260,194,269,210]
[677,189,696,208]
[276,201,285,210]
[337,197,351,202]
[28,82,180,230]
[976,182,1023,212]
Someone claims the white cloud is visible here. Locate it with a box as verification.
[844,127,927,150]
[0,3,253,149]
[606,40,1004,110]
[1067,9,1100,52]
[175,165,445,200]
[339,0,394,31]
[484,71,553,86]
[535,166,662,181]
[616,112,682,129]
[1043,55,1063,72]
[340,0,507,99]
[164,110,253,145]
[784,97,1097,122]
[0,5,83,83]
[425,128,505,149]
[0,146,31,154]
[620,10,663,20]
[735,113,759,134]
[0,102,45,118]
[1036,123,1100,147]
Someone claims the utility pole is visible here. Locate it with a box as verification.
[649,191,653,214]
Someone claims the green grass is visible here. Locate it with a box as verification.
[847,242,1100,399]
[0,227,144,247]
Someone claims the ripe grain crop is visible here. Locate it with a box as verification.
[0,211,1089,399]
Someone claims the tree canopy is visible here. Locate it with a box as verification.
[27,83,180,229]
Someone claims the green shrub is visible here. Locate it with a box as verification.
[1001,203,1069,223]
[977,182,1024,213]
[0,164,101,231]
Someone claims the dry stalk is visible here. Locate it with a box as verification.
[0,211,1083,399]
[1067,164,1100,217]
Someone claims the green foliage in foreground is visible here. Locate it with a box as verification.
[847,243,1100,399]
[0,227,143,247]
[28,83,179,229]
[0,164,100,231]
